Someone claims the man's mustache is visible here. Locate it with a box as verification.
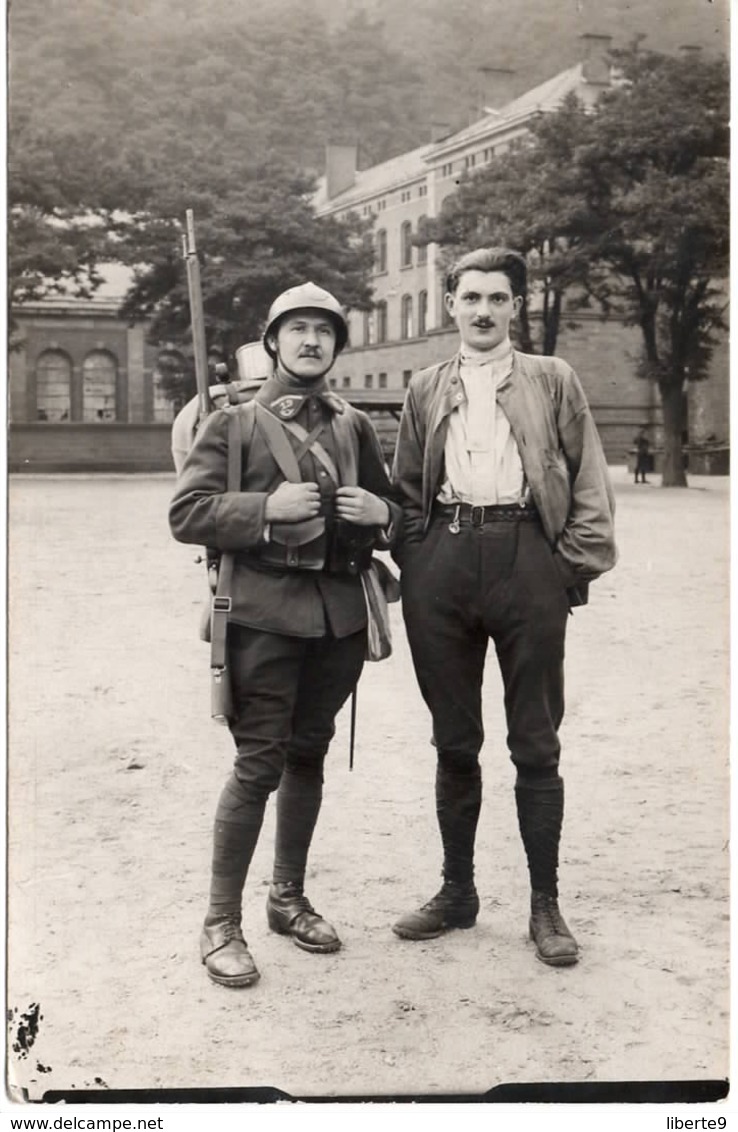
[472,319,495,328]
[299,347,322,357]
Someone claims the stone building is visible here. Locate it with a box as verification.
[8,268,188,471]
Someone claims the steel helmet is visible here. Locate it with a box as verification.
[262,281,349,359]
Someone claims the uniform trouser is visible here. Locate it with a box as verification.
[207,624,366,918]
[400,514,570,891]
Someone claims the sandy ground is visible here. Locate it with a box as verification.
[6,467,730,1101]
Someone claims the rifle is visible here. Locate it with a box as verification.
[182,210,232,725]
[182,209,212,425]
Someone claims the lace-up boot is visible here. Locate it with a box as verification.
[266,881,341,952]
[392,879,480,940]
[529,891,579,966]
[200,915,260,987]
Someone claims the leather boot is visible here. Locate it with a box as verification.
[515,775,565,897]
[200,916,260,988]
[529,891,579,966]
[392,879,480,940]
[515,775,578,966]
[266,881,341,953]
[435,762,482,886]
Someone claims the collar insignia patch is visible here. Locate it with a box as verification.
[273,395,301,418]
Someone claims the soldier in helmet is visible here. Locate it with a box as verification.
[170,282,402,988]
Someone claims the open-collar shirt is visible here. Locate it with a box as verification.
[437,338,525,506]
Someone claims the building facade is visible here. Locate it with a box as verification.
[8,288,191,471]
[313,36,728,468]
[8,36,727,472]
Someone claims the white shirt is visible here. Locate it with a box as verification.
[437,339,525,506]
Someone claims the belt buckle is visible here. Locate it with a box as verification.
[470,505,485,528]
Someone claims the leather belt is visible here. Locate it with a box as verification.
[434,502,539,528]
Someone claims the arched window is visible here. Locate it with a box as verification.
[376,301,388,344]
[417,216,428,265]
[401,221,413,268]
[401,294,413,340]
[375,228,387,274]
[154,350,188,421]
[82,350,118,421]
[35,349,72,421]
[418,290,428,336]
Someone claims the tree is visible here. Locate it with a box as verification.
[424,95,610,355]
[116,161,375,404]
[574,44,729,486]
[422,47,728,487]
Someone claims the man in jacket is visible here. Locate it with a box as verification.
[391,247,616,966]
[170,282,401,988]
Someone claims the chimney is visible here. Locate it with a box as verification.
[325,144,358,200]
[477,66,516,113]
[580,33,613,84]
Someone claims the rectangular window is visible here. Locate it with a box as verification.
[418,290,428,335]
[375,229,388,275]
[403,370,412,388]
[342,376,351,388]
[364,374,373,389]
[376,302,388,343]
[401,222,413,268]
[378,372,387,389]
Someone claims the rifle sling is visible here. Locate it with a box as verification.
[211,409,242,673]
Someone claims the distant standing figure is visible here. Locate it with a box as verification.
[634,427,651,483]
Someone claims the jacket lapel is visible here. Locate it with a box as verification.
[424,355,464,521]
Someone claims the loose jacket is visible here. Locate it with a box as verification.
[392,350,617,606]
[170,378,402,638]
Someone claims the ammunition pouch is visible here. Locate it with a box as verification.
[258,515,327,571]
[325,521,376,576]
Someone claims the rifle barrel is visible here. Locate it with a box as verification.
[183,210,211,420]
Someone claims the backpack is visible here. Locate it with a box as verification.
[170,341,270,474]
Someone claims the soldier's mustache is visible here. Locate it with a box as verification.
[300,347,321,357]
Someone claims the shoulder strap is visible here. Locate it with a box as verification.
[282,419,340,486]
[254,402,303,483]
[330,406,359,487]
